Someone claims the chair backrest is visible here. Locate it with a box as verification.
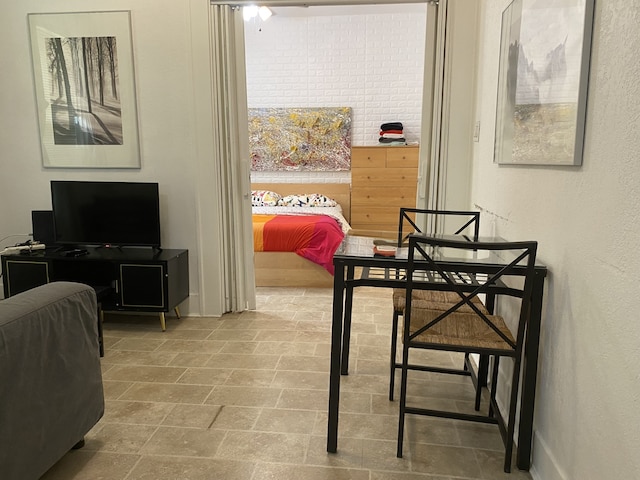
[405,234,537,353]
[397,208,480,247]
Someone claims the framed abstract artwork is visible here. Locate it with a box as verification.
[28,11,140,168]
[249,107,352,171]
[494,0,595,165]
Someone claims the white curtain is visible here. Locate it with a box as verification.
[422,0,448,214]
[209,4,256,312]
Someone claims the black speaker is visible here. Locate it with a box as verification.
[31,210,55,245]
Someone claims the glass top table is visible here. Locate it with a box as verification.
[327,233,548,471]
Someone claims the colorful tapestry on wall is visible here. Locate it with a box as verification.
[249,107,351,171]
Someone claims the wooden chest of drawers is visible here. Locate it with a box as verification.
[351,145,419,232]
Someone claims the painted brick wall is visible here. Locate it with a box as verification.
[245,7,426,183]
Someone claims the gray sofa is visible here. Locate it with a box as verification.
[0,281,105,480]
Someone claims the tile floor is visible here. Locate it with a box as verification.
[42,286,532,480]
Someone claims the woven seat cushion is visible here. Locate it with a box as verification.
[393,288,488,314]
[407,308,515,351]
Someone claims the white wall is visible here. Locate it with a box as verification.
[472,1,640,478]
[244,5,426,183]
[0,0,214,314]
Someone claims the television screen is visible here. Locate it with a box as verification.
[51,181,161,247]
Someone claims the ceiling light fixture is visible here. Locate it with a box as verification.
[243,5,258,21]
[243,5,273,22]
[258,6,273,21]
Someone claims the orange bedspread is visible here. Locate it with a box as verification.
[253,214,345,274]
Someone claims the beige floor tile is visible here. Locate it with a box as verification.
[254,407,318,433]
[126,457,256,480]
[205,353,280,369]
[155,339,226,354]
[102,349,178,366]
[168,352,216,367]
[176,367,232,385]
[370,473,452,480]
[207,328,259,341]
[210,405,261,430]
[277,354,330,372]
[305,435,364,469]
[405,416,461,446]
[205,385,282,407]
[340,391,373,414]
[41,451,141,480]
[361,438,413,472]
[277,388,329,411]
[408,444,481,477]
[162,403,222,428]
[225,368,277,386]
[109,337,166,351]
[254,329,299,341]
[215,430,308,463]
[220,340,259,354]
[350,322,380,334]
[168,316,221,330]
[294,330,333,343]
[120,382,213,404]
[329,412,398,441]
[455,422,505,451]
[253,463,369,480]
[271,369,328,390]
[140,425,226,457]
[102,380,134,400]
[85,423,157,453]
[102,400,175,425]
[254,340,318,355]
[102,365,187,383]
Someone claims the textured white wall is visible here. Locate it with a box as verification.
[244,6,426,183]
[473,2,640,479]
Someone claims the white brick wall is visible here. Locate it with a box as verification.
[245,7,426,183]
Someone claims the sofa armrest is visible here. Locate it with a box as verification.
[0,281,105,480]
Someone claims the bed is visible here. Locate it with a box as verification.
[252,183,351,287]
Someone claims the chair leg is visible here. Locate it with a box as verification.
[397,338,411,458]
[475,354,489,411]
[504,355,523,473]
[489,356,500,418]
[389,310,400,401]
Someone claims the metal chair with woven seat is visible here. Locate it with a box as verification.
[388,208,485,403]
[396,234,538,473]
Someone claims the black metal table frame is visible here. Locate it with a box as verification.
[326,249,547,471]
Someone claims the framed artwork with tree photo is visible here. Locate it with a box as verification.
[28,11,140,168]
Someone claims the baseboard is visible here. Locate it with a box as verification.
[528,431,568,480]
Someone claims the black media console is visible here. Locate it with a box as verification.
[1,247,189,332]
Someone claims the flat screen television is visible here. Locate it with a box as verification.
[50,181,161,247]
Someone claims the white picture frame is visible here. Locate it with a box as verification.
[494,0,595,166]
[28,11,140,168]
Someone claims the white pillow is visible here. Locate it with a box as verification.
[251,190,281,207]
[277,193,338,207]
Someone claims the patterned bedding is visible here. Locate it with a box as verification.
[252,206,350,275]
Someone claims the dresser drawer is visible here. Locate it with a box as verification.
[351,206,405,226]
[351,186,417,207]
[351,167,418,187]
[386,147,419,168]
[351,147,386,168]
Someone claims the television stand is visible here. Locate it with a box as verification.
[1,247,189,333]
